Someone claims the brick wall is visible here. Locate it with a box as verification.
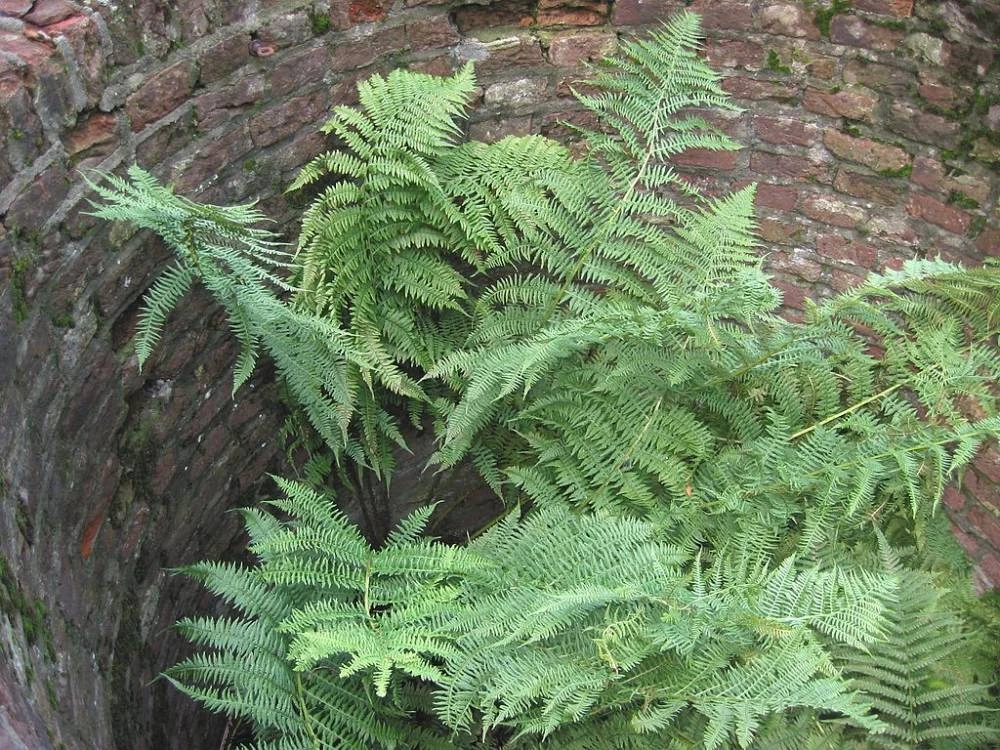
[0,0,997,747]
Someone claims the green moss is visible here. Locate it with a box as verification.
[814,0,852,38]
[310,12,331,35]
[969,215,987,237]
[871,17,906,30]
[766,50,792,74]
[879,163,912,179]
[51,312,75,328]
[10,128,24,141]
[947,190,980,210]
[243,158,258,172]
[842,121,862,138]
[9,255,33,323]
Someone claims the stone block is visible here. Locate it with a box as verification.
[673,147,739,170]
[197,32,250,85]
[885,101,960,148]
[833,167,903,205]
[754,115,818,147]
[754,183,798,211]
[22,0,75,26]
[704,39,765,71]
[405,14,460,50]
[750,151,828,182]
[830,16,904,51]
[126,60,196,132]
[547,30,617,67]
[803,86,878,122]
[816,233,878,266]
[483,77,549,107]
[822,129,910,173]
[331,0,388,29]
[802,194,866,228]
[760,4,820,39]
[611,0,683,26]
[906,192,972,235]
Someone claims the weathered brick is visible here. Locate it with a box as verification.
[126,60,196,132]
[5,161,69,230]
[611,0,682,26]
[537,4,606,26]
[906,193,972,235]
[750,151,827,182]
[483,77,549,107]
[822,129,910,173]
[754,183,798,211]
[0,0,33,15]
[975,226,1000,257]
[192,75,266,131]
[833,168,903,205]
[830,16,904,51]
[249,89,328,147]
[673,147,739,170]
[802,194,865,228]
[686,1,753,30]
[469,114,533,142]
[771,278,808,312]
[968,507,1000,548]
[197,33,249,85]
[976,553,1000,588]
[704,39,764,71]
[886,101,960,148]
[774,248,822,282]
[64,111,117,159]
[754,115,818,147]
[547,30,617,67]
[722,76,798,101]
[330,0,388,29]
[843,58,913,93]
[917,80,958,111]
[453,0,534,32]
[405,15,461,50]
[471,36,545,77]
[758,217,802,244]
[816,233,877,267]
[868,212,919,245]
[760,4,820,39]
[22,0,75,26]
[45,14,105,108]
[802,86,878,122]
[330,26,405,70]
[910,155,944,191]
[853,0,913,15]
[270,46,329,93]
[176,125,253,191]
[975,447,1000,485]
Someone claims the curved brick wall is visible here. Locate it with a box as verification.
[0,0,998,747]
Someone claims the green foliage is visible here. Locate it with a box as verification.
[91,12,1000,750]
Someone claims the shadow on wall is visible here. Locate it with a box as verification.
[0,0,998,747]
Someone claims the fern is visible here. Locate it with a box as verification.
[89,12,1000,750]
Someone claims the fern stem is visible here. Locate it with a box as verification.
[789,383,903,440]
[294,672,321,750]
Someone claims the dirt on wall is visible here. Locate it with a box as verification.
[0,0,998,747]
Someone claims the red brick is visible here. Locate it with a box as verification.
[176,126,253,191]
[21,0,75,25]
[910,156,944,192]
[722,76,798,101]
[452,0,534,32]
[759,218,802,244]
[474,36,544,77]
[611,0,682,26]
[330,0,388,28]
[830,15,904,51]
[0,0,32,15]
[953,525,980,557]
[802,194,865,229]
[704,39,765,71]
[853,0,913,16]
[976,553,1000,589]
[833,168,903,205]
[968,507,1000,548]
[906,193,972,235]
[405,15,460,50]
[547,30,616,67]
[886,101,961,148]
[843,58,914,93]
[829,268,866,292]
[330,26,405,70]
[772,279,808,312]
[249,89,328,147]
[750,151,827,182]
[686,0,753,30]
[943,485,966,512]
[975,447,1000,485]
[538,7,605,25]
[773,249,822,282]
[197,33,249,85]
[975,226,1000,257]
[192,76,265,131]
[126,60,196,132]
[672,148,739,170]
[816,233,877,267]
[754,115,818,147]
[270,45,329,93]
[64,111,117,158]
[755,183,798,211]
[822,129,910,173]
[760,4,820,39]
[917,81,958,111]
[803,86,878,123]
